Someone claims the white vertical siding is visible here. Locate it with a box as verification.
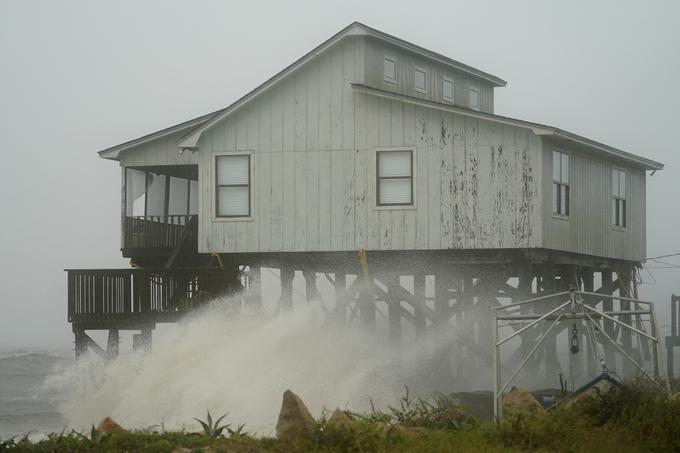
[541,138,646,261]
[198,37,363,253]
[196,40,541,255]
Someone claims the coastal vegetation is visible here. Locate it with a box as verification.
[1,380,679,452]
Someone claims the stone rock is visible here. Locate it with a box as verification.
[96,416,124,434]
[276,390,316,439]
[571,378,615,404]
[392,424,428,438]
[327,408,353,428]
[502,388,546,420]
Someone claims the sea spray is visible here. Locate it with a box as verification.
[43,290,507,435]
[45,298,403,434]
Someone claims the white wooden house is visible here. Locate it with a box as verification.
[70,22,663,366]
[99,21,661,264]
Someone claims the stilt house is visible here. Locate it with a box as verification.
[67,22,663,368]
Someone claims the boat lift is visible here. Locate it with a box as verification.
[493,288,665,420]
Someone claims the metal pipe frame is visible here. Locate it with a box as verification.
[584,313,662,388]
[497,310,651,321]
[500,314,564,395]
[493,290,662,421]
[496,300,571,347]
[577,290,654,306]
[582,304,658,342]
[494,291,570,311]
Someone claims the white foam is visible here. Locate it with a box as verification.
[44,298,432,435]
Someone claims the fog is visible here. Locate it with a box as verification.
[0,0,678,353]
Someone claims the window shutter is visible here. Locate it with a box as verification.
[217,155,249,185]
[217,186,249,216]
[379,179,411,204]
[379,151,411,177]
[560,153,569,183]
[612,169,620,197]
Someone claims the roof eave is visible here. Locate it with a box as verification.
[549,131,664,171]
[97,112,216,161]
[352,83,663,171]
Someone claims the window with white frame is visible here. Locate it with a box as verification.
[384,57,396,83]
[612,169,626,227]
[215,154,250,217]
[552,151,569,216]
[377,150,413,206]
[443,77,454,103]
[414,68,426,93]
[468,85,480,110]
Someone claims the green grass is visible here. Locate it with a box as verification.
[2,381,678,452]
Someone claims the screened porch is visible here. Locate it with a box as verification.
[123,165,198,252]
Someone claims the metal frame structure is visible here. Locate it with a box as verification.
[493,288,663,420]
[666,294,680,380]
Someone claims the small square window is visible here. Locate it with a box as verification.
[443,78,454,103]
[415,68,426,93]
[384,57,396,83]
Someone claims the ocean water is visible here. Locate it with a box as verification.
[0,350,72,440]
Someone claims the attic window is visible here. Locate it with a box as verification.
[469,85,480,111]
[443,77,454,103]
[612,169,626,228]
[414,68,426,93]
[384,57,396,83]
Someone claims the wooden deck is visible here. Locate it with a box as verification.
[66,267,235,328]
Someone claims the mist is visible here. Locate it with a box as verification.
[0,1,678,361]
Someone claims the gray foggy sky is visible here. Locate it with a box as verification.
[0,0,678,351]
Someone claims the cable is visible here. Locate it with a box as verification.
[646,251,680,260]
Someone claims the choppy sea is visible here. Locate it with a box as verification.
[0,350,72,440]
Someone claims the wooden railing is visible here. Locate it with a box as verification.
[123,215,194,249]
[66,267,232,325]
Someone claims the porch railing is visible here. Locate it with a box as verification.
[66,267,231,325]
[123,215,194,249]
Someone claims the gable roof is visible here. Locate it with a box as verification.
[174,21,506,150]
[98,22,662,172]
[99,22,505,159]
